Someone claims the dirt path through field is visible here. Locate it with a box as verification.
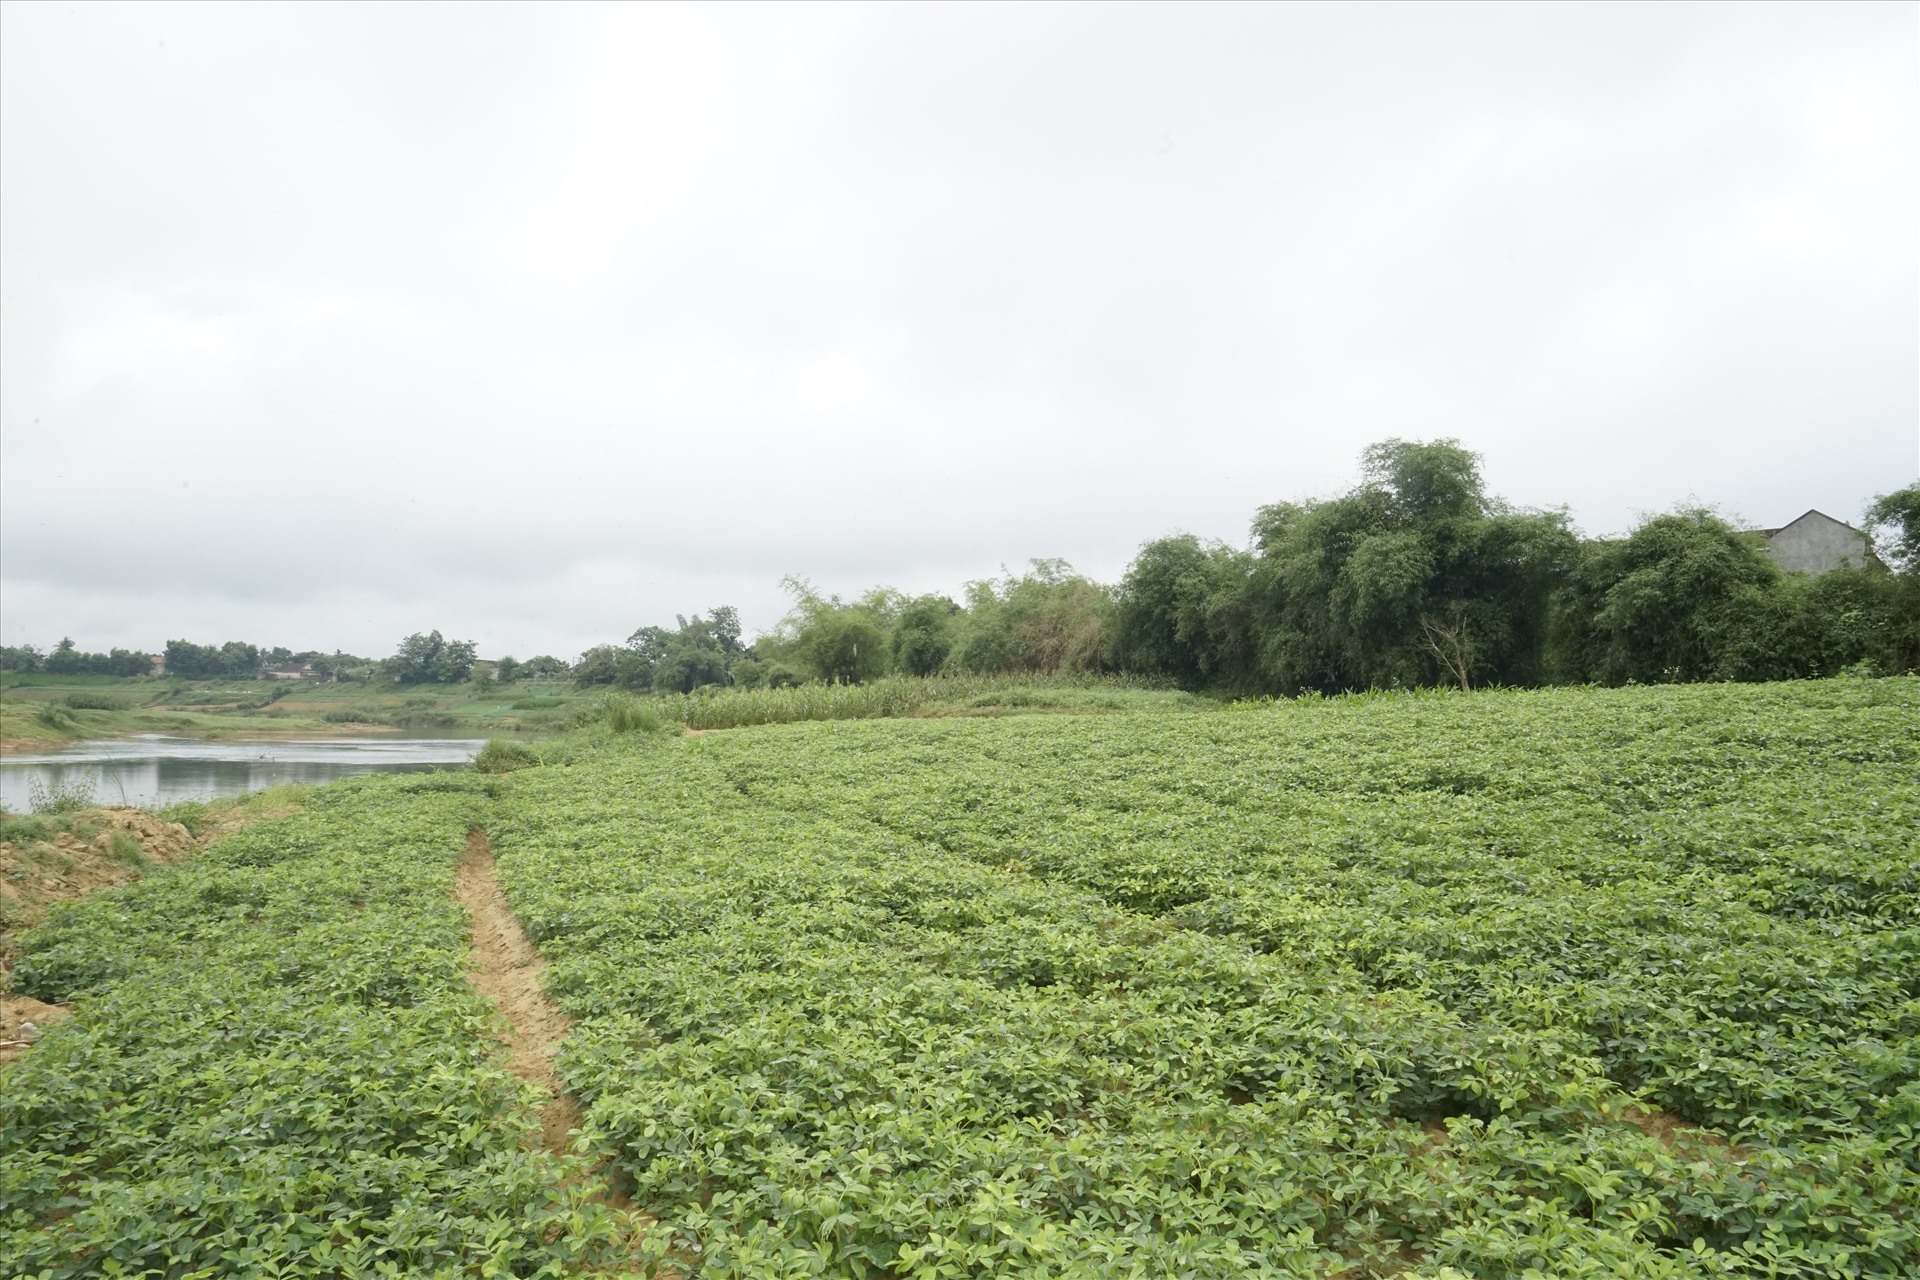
[458,830,677,1274]
[454,829,582,1155]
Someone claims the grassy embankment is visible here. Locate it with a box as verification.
[2,785,313,935]
[0,673,586,753]
[6,675,1915,1277]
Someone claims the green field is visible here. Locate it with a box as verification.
[4,679,1917,1277]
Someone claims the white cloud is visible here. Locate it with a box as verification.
[2,2,1913,655]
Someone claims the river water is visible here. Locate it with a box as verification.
[0,734,486,812]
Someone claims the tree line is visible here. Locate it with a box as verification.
[8,440,1914,696]
[0,633,573,687]
[580,439,1918,696]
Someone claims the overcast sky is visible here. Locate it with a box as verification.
[2,2,1914,659]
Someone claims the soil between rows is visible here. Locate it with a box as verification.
[454,828,582,1155]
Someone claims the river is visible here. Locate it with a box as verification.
[0,734,486,812]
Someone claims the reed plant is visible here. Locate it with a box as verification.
[652,672,1183,731]
[27,771,96,814]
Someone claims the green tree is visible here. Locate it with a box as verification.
[1551,509,1784,684]
[573,645,622,687]
[775,579,892,684]
[495,655,521,684]
[104,648,151,677]
[1771,565,1918,677]
[651,631,731,693]
[891,595,961,676]
[731,655,800,689]
[164,639,222,679]
[1250,440,1574,693]
[43,637,83,675]
[219,640,262,678]
[608,609,741,693]
[1112,536,1257,689]
[706,606,743,657]
[951,562,1113,675]
[0,644,45,673]
[387,631,475,684]
[1865,483,1920,575]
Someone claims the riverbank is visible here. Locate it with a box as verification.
[0,673,583,754]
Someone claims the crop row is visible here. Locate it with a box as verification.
[2,774,617,1279]
[488,678,1918,1277]
[745,680,1920,1150]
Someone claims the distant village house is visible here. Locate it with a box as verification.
[261,661,323,681]
[1756,510,1876,576]
[147,655,167,677]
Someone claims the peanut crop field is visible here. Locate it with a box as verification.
[5,678,1917,1278]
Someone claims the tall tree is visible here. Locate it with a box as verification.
[773,580,892,684]
[950,562,1113,675]
[891,595,961,676]
[1249,439,1574,693]
[387,631,475,684]
[1551,509,1783,684]
[1111,536,1257,689]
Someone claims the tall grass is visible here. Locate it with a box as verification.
[28,772,97,814]
[581,693,676,735]
[473,739,542,773]
[651,672,1186,731]
[35,704,82,733]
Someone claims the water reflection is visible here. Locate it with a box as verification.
[0,735,484,811]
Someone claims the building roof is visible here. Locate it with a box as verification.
[1757,509,1862,539]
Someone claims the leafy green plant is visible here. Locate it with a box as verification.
[9,678,1915,1277]
[2,776,623,1276]
[481,676,1919,1278]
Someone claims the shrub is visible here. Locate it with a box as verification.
[63,693,128,710]
[473,739,541,773]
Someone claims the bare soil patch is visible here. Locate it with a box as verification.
[0,809,195,928]
[1,733,73,754]
[0,993,70,1060]
[455,829,581,1155]
[2,807,196,1061]
[1621,1103,1735,1151]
